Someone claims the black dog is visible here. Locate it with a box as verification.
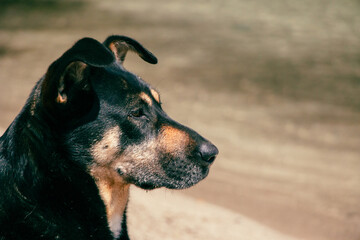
[0,35,218,240]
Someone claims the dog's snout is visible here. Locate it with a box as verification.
[197,142,218,164]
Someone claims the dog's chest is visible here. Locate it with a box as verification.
[90,167,130,239]
[108,212,123,239]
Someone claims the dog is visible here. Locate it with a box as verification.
[0,35,218,240]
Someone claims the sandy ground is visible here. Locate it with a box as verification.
[1,1,360,240]
[126,188,297,240]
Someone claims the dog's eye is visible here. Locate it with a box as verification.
[130,108,145,118]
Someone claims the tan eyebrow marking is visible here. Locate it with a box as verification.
[139,92,152,106]
[150,89,160,103]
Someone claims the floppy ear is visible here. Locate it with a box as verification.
[41,37,115,119]
[103,35,157,65]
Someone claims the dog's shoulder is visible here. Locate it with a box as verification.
[0,107,113,240]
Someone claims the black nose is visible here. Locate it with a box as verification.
[198,142,219,164]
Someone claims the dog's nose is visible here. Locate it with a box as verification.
[198,142,218,164]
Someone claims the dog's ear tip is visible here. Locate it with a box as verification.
[104,35,157,65]
[147,54,158,64]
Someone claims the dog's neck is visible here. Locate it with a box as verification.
[90,167,130,239]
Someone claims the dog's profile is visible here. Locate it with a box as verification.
[0,35,218,240]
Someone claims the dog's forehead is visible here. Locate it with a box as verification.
[104,65,148,89]
[91,66,144,96]
[94,65,160,105]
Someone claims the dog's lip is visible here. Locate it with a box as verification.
[116,168,125,176]
[116,168,157,189]
[138,183,157,190]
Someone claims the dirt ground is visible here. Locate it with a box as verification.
[1,0,360,240]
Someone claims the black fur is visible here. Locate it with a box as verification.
[0,35,218,239]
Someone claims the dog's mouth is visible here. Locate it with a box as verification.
[135,182,157,190]
[115,152,215,190]
[116,168,158,190]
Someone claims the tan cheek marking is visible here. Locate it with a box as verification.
[139,92,153,106]
[113,138,161,178]
[150,89,160,103]
[159,126,191,154]
[91,126,121,165]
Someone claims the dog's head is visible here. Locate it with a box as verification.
[37,36,218,190]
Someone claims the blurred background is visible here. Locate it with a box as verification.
[0,0,360,239]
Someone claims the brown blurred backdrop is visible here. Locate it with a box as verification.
[0,0,360,240]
